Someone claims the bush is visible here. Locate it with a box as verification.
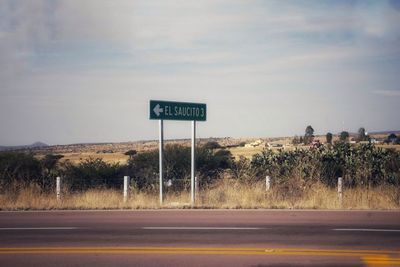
[126,149,159,190]
[196,146,233,186]
[250,144,400,188]
[0,152,43,189]
[1,142,398,194]
[202,141,221,150]
[62,158,123,191]
[126,144,233,191]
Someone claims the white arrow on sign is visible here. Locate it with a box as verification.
[153,104,164,116]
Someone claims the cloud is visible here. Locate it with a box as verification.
[2,0,399,74]
[1,0,400,145]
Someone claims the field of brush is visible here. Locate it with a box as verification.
[1,134,399,210]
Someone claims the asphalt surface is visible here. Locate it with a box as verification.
[0,210,399,266]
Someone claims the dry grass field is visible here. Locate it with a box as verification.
[228,146,264,159]
[53,143,400,164]
[38,146,400,166]
[28,134,400,164]
[1,179,399,210]
[31,134,398,164]
[59,152,129,164]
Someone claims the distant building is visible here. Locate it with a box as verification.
[244,140,264,148]
[267,143,283,148]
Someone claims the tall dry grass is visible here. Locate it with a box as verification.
[0,179,399,210]
[199,179,400,209]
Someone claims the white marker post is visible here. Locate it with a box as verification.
[159,119,164,206]
[338,177,343,206]
[56,176,61,200]
[191,121,196,206]
[266,176,271,191]
[123,176,130,203]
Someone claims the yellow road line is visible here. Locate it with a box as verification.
[363,256,400,266]
[0,247,397,253]
[2,246,399,266]
[0,247,398,258]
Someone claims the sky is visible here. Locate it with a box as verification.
[0,0,400,146]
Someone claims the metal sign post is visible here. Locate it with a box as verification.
[159,120,164,205]
[191,121,196,205]
[150,100,206,207]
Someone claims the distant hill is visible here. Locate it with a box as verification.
[0,142,49,152]
[29,142,48,148]
[369,130,400,135]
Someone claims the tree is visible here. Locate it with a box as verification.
[386,133,398,144]
[124,150,137,160]
[357,127,368,142]
[340,131,349,142]
[326,132,333,144]
[203,141,221,150]
[239,141,246,147]
[304,125,314,145]
[213,149,233,169]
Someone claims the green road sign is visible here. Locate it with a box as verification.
[150,100,207,121]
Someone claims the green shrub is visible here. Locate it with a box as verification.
[0,152,43,188]
[126,144,233,191]
[250,144,400,187]
[1,142,398,193]
[62,158,123,191]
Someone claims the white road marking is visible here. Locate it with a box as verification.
[0,227,79,230]
[142,227,265,230]
[333,228,400,232]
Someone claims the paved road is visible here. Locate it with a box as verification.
[0,210,399,266]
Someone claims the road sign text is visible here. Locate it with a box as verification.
[150,100,207,121]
